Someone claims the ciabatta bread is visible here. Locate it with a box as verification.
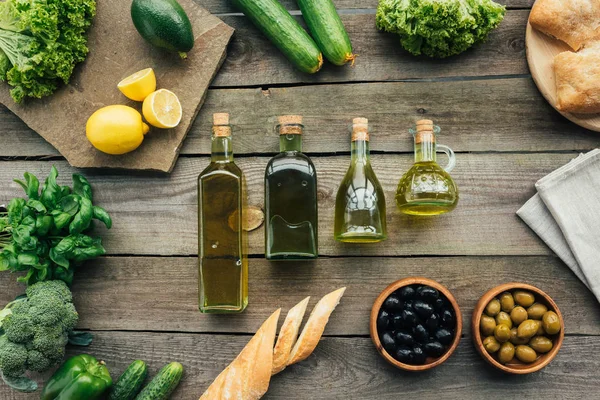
[555,40,600,113]
[272,297,310,375]
[287,287,346,365]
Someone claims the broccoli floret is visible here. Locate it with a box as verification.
[2,313,34,343]
[29,296,66,326]
[31,325,68,358]
[0,336,28,377]
[26,350,52,373]
[26,280,72,303]
[60,303,79,332]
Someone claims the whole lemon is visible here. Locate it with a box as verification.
[86,105,150,155]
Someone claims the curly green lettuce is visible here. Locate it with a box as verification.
[0,0,96,103]
[376,0,505,58]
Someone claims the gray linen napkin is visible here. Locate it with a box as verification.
[517,149,600,303]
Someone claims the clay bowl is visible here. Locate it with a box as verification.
[370,277,463,371]
[472,282,564,374]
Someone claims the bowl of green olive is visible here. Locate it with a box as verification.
[472,282,564,374]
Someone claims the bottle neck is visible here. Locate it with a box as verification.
[351,140,370,163]
[279,134,302,153]
[414,132,436,163]
[211,135,233,162]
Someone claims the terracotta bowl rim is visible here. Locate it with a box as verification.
[369,277,463,371]
[471,282,565,374]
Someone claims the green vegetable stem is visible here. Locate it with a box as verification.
[41,354,112,400]
[0,166,111,286]
[0,0,96,103]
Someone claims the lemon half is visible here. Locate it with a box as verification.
[118,68,156,101]
[142,89,182,129]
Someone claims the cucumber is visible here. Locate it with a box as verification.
[297,0,355,66]
[134,362,183,400]
[232,0,323,74]
[131,0,194,59]
[109,360,148,400]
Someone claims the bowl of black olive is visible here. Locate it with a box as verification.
[370,277,462,371]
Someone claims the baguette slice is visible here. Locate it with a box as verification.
[272,297,310,375]
[287,287,346,366]
[199,309,281,400]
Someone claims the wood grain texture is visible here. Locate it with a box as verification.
[1,332,598,399]
[2,78,596,158]
[213,11,528,87]
[1,256,597,335]
[0,153,577,256]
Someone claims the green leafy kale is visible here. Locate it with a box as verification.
[0,0,96,103]
[376,0,506,58]
[0,166,111,286]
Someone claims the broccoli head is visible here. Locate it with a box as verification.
[0,280,79,379]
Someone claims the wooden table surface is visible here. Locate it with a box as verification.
[2,0,600,399]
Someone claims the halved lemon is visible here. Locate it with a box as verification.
[117,68,156,101]
[142,89,182,129]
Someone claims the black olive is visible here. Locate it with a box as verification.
[395,330,414,346]
[391,314,404,330]
[377,310,390,332]
[424,341,446,357]
[383,294,403,312]
[401,309,417,326]
[413,324,429,343]
[403,300,414,312]
[417,286,439,302]
[435,328,454,345]
[433,297,446,310]
[440,309,456,328]
[425,313,440,331]
[397,286,416,300]
[413,300,434,319]
[381,332,397,354]
[395,346,413,364]
[412,345,427,365]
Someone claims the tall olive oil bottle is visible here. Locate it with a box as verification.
[396,119,458,215]
[265,115,318,260]
[334,118,387,243]
[198,113,248,313]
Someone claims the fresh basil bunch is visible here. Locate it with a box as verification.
[0,166,111,285]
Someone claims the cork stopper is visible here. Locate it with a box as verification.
[213,113,231,137]
[278,115,303,135]
[351,117,369,141]
[415,119,435,144]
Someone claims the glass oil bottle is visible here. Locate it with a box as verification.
[264,115,318,260]
[334,118,387,243]
[198,113,248,313]
[395,119,459,215]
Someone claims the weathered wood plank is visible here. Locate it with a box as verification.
[214,11,528,86]
[2,78,596,158]
[1,256,597,335]
[1,332,598,399]
[0,153,575,256]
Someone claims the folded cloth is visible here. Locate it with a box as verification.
[517,149,600,303]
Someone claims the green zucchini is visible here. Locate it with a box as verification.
[232,0,323,73]
[134,362,183,400]
[297,0,355,66]
[109,360,148,400]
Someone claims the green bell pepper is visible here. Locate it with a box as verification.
[41,354,112,400]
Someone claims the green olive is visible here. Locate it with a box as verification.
[509,327,529,345]
[485,298,501,317]
[495,311,513,329]
[536,322,545,336]
[527,303,548,320]
[517,319,541,339]
[529,336,553,353]
[515,345,538,363]
[480,315,496,336]
[483,336,501,353]
[494,324,511,343]
[510,306,528,326]
[500,292,515,313]
[542,311,561,335]
[513,290,536,307]
[498,342,515,364]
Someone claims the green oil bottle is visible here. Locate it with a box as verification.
[334,118,387,243]
[198,113,248,313]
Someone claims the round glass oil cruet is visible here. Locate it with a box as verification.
[395,119,459,215]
